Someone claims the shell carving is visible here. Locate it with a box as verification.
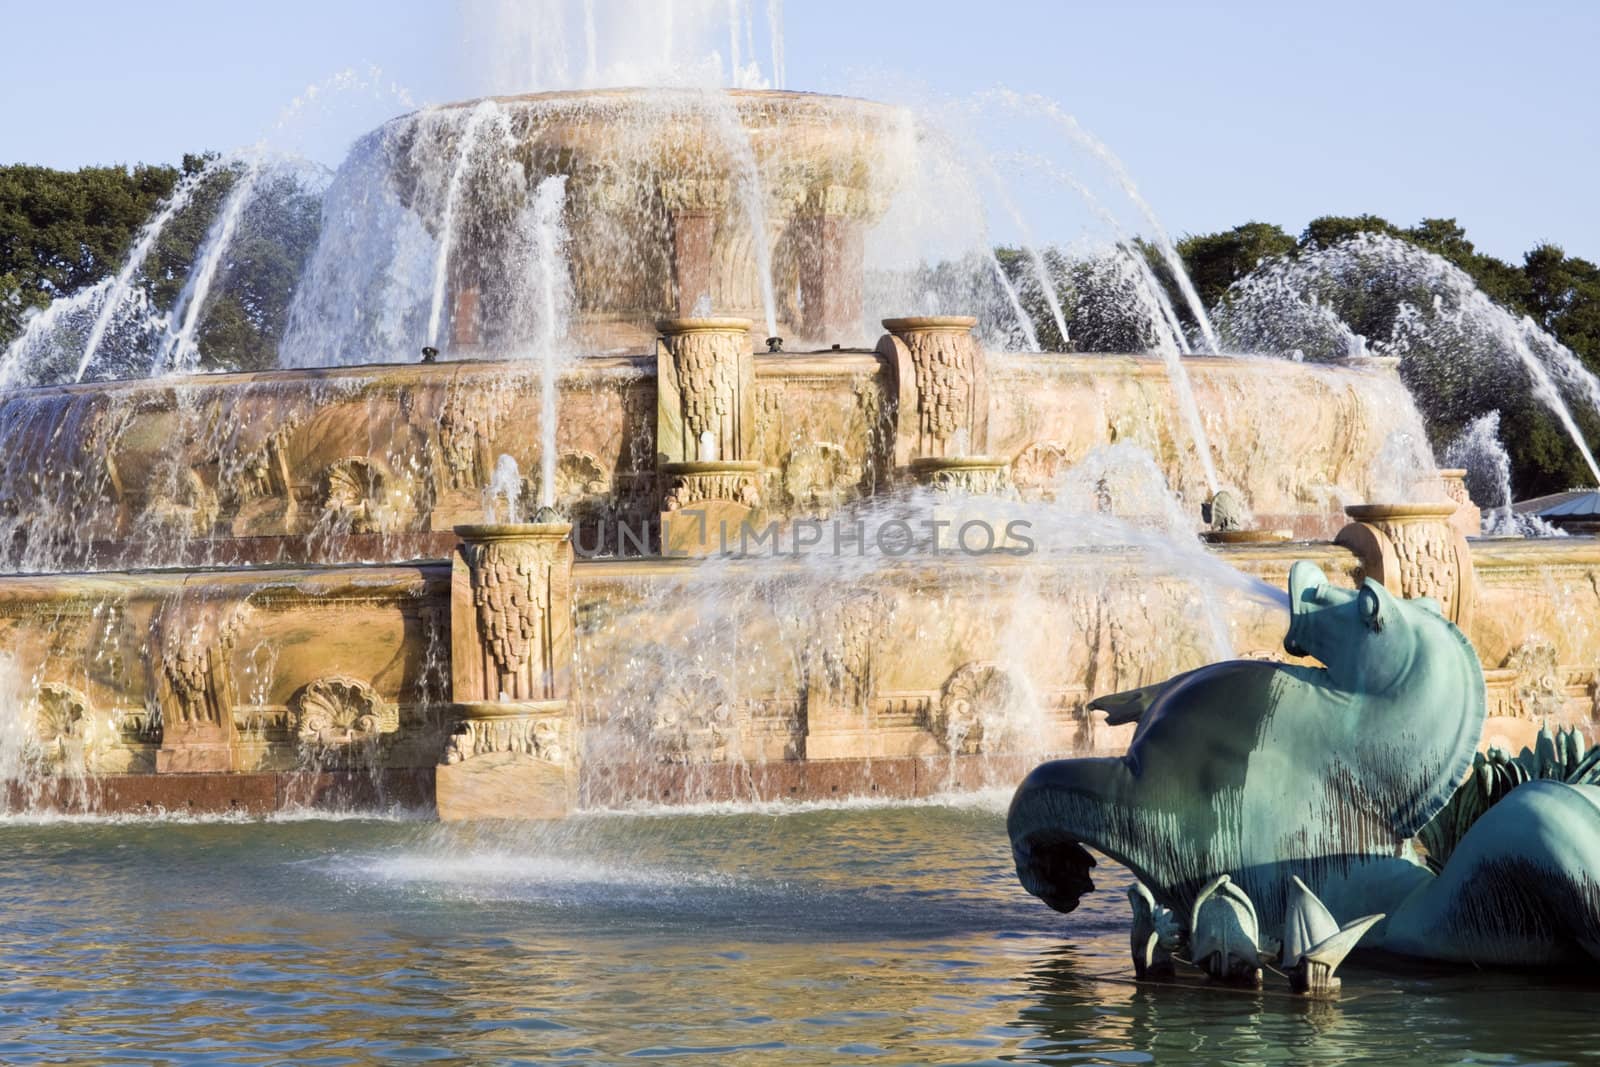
[291,677,398,745]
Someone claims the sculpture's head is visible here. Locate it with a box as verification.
[1282,560,1433,692]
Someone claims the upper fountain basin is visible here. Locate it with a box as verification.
[372,89,911,351]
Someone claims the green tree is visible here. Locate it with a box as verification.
[1174,222,1296,310]
[0,155,321,378]
[0,160,185,347]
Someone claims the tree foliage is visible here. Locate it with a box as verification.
[1171,215,1600,498]
[0,156,320,377]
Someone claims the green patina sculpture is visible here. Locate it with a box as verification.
[1010,560,1600,973]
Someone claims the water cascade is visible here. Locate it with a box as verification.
[529,174,573,508]
[982,89,1221,353]
[987,248,1042,351]
[983,150,1220,490]
[984,162,1070,348]
[1216,233,1600,490]
[425,100,500,350]
[73,160,222,382]
[486,453,525,523]
[157,153,267,375]
[1443,411,1560,536]
[704,91,780,340]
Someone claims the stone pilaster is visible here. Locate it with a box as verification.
[795,185,872,344]
[877,316,990,470]
[658,460,763,556]
[656,319,762,555]
[1434,469,1482,538]
[1336,502,1475,634]
[656,318,756,466]
[153,600,249,774]
[661,179,729,316]
[438,522,576,819]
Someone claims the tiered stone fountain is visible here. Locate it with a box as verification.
[1,90,1595,818]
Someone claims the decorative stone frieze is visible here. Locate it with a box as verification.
[445,700,569,765]
[652,671,737,763]
[660,461,762,512]
[781,442,860,518]
[658,460,763,556]
[1011,441,1077,501]
[32,683,95,771]
[153,600,251,773]
[937,662,1030,755]
[909,457,1014,497]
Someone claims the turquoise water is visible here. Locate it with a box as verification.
[0,799,1596,1065]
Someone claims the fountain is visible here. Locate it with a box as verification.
[3,73,1600,824]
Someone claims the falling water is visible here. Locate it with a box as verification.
[486,454,524,523]
[469,0,783,92]
[74,161,220,382]
[0,278,115,390]
[987,250,1041,351]
[1444,411,1561,536]
[529,175,572,509]
[1124,248,1220,495]
[982,89,1219,353]
[984,163,1069,349]
[1217,233,1600,488]
[426,100,499,350]
[158,155,266,375]
[699,91,778,338]
[766,0,785,88]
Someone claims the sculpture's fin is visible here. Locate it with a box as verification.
[1281,875,1338,967]
[1190,874,1262,984]
[1089,681,1169,726]
[1283,875,1382,971]
[1128,881,1178,979]
[1302,913,1385,972]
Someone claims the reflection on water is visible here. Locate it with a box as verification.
[0,803,1595,1065]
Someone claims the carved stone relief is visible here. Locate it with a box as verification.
[1012,441,1077,501]
[291,676,400,746]
[782,442,860,517]
[653,671,736,763]
[937,662,1031,755]
[445,713,567,765]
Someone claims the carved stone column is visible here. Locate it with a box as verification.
[656,318,762,555]
[657,317,755,465]
[795,185,871,345]
[153,601,249,774]
[438,522,576,819]
[1336,502,1475,634]
[877,316,991,470]
[1434,469,1482,538]
[661,179,730,316]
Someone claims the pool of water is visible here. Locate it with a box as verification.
[1,797,1596,1065]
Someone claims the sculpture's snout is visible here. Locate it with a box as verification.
[1284,561,1333,658]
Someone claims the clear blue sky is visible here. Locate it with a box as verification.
[3,0,1596,262]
